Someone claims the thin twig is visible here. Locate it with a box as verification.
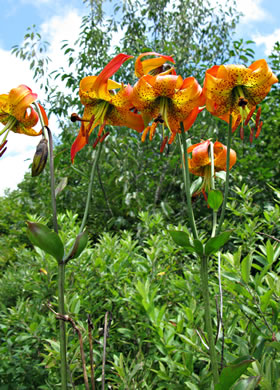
[88,315,95,390]
[102,312,109,390]
[46,304,89,390]
[257,232,280,243]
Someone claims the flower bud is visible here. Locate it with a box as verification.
[32,138,48,177]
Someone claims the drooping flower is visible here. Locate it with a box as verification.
[134,51,176,78]
[203,60,278,136]
[188,140,236,195]
[0,85,47,157]
[132,52,204,147]
[71,53,145,162]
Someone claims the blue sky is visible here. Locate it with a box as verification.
[0,0,280,195]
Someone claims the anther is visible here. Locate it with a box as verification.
[244,106,256,126]
[160,136,168,153]
[232,115,241,133]
[92,136,101,149]
[255,107,261,129]
[70,113,83,122]
[255,121,263,138]
[100,132,110,143]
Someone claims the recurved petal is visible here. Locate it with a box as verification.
[151,74,183,97]
[107,107,144,133]
[111,84,134,109]
[182,106,202,132]
[214,141,236,170]
[247,59,278,87]
[135,52,175,78]
[132,76,158,110]
[71,129,88,163]
[189,140,211,168]
[92,53,133,98]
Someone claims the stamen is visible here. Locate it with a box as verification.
[240,126,244,140]
[168,132,176,144]
[100,132,109,143]
[244,106,256,126]
[97,122,106,137]
[160,136,168,153]
[255,121,263,138]
[70,113,88,123]
[0,147,7,158]
[0,140,7,151]
[232,115,241,133]
[202,189,209,207]
[255,107,261,129]
[249,128,254,144]
[141,126,150,142]
[92,136,101,149]
[149,122,157,140]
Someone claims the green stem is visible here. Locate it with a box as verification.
[79,142,103,234]
[216,116,232,235]
[210,142,217,238]
[33,103,67,388]
[179,123,198,239]
[58,262,67,390]
[200,255,219,384]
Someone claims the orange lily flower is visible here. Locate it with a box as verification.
[134,51,175,78]
[0,85,47,157]
[71,53,145,162]
[203,59,278,130]
[132,53,204,146]
[188,140,236,194]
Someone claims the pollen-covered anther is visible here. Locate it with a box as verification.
[149,122,157,141]
[255,107,261,129]
[92,136,101,149]
[0,141,7,158]
[100,132,110,143]
[249,128,254,144]
[160,136,168,153]
[232,115,242,133]
[141,126,150,142]
[244,106,256,126]
[255,121,263,138]
[238,97,248,108]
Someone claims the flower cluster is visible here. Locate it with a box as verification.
[1,53,277,194]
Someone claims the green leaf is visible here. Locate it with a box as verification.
[26,222,64,262]
[205,231,231,255]
[193,239,204,255]
[208,190,223,211]
[215,356,254,390]
[232,376,261,390]
[65,230,88,261]
[168,230,195,253]
[241,254,252,283]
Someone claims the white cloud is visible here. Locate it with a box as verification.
[0,9,82,196]
[211,0,270,23]
[253,28,280,56]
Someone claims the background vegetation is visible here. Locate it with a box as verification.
[1,0,280,388]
